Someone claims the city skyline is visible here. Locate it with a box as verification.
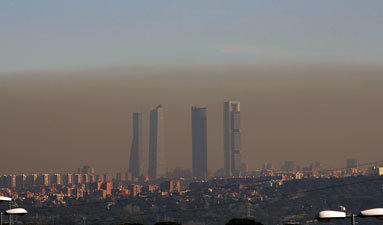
[1,1,383,224]
[1,158,381,225]
[2,1,383,175]
[0,157,370,180]
[0,157,369,177]
[2,65,383,174]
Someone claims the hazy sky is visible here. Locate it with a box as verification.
[1,1,383,174]
[2,65,383,174]
[1,0,383,73]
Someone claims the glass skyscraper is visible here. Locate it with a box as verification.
[148,104,167,179]
[192,106,208,179]
[129,112,146,177]
[224,101,241,176]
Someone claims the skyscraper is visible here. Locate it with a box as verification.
[80,165,95,175]
[347,158,358,169]
[129,112,145,177]
[16,174,26,189]
[149,104,167,180]
[224,101,241,176]
[192,106,208,179]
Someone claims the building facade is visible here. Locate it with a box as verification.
[192,107,208,179]
[149,104,167,180]
[347,158,358,169]
[129,112,146,177]
[224,101,241,176]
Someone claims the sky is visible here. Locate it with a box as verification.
[1,1,383,174]
[1,0,383,73]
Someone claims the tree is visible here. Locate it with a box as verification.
[154,222,182,225]
[225,218,264,225]
[117,223,145,225]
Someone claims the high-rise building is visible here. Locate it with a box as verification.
[347,158,358,169]
[116,172,126,181]
[346,158,359,174]
[62,173,73,185]
[129,112,146,177]
[192,107,208,179]
[129,184,142,197]
[73,174,82,184]
[0,175,7,188]
[8,174,17,188]
[36,174,49,186]
[25,174,38,188]
[262,162,273,170]
[82,174,90,183]
[51,173,62,185]
[160,180,181,192]
[102,181,113,196]
[16,174,26,189]
[126,172,133,181]
[104,173,113,182]
[281,161,296,172]
[96,174,104,182]
[223,101,241,176]
[80,165,95,175]
[149,104,167,180]
[89,174,96,183]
